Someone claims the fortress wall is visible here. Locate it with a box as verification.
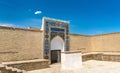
[70,34,91,53]
[70,32,120,53]
[1,26,120,62]
[91,33,120,52]
[0,26,43,62]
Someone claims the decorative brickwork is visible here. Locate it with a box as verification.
[42,17,70,59]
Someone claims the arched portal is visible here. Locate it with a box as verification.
[42,17,70,63]
[51,36,64,51]
[51,36,64,63]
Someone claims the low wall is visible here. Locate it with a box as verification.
[102,53,120,62]
[82,52,120,62]
[1,59,49,71]
[61,51,82,70]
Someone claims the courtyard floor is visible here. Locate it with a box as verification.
[28,60,120,73]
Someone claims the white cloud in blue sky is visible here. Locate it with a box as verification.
[0,23,15,27]
[34,11,42,15]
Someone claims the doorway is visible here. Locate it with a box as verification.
[51,50,61,64]
[50,36,64,64]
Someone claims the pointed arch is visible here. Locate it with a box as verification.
[51,36,64,52]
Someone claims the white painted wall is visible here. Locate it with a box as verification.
[61,52,82,70]
[51,36,64,52]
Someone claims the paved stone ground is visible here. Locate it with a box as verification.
[28,60,120,73]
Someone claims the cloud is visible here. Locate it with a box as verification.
[34,11,42,15]
[0,23,15,27]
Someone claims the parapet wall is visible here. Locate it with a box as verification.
[0,26,43,62]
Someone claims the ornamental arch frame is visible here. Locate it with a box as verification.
[42,17,70,59]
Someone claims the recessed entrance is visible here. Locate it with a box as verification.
[50,36,64,64]
[51,50,61,64]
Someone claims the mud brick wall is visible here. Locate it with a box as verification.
[0,26,43,62]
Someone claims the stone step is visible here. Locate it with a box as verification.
[0,64,28,73]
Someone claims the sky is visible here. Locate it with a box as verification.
[0,0,120,35]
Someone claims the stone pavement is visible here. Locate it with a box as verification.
[28,60,120,73]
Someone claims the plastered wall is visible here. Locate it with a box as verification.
[91,33,120,52]
[0,26,120,62]
[0,26,43,62]
[70,33,120,53]
[69,34,91,53]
